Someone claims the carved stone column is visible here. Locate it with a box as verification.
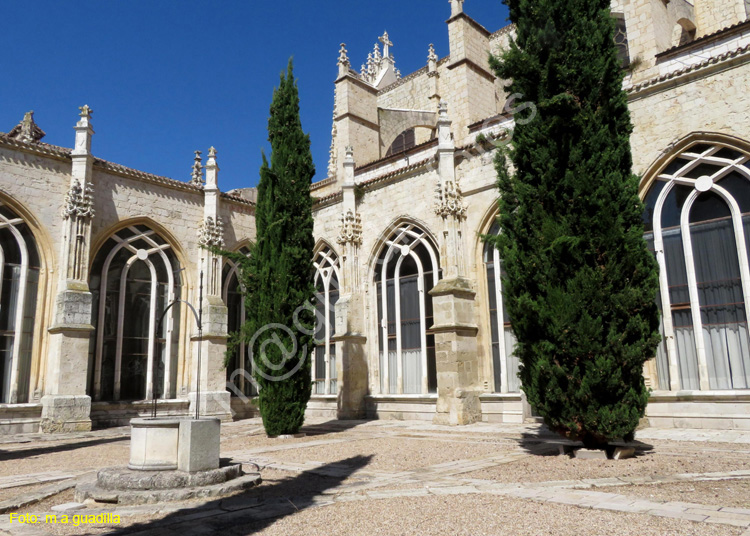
[431,102,482,425]
[333,147,368,419]
[189,148,232,421]
[41,106,96,433]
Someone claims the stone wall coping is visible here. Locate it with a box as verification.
[479,393,523,401]
[48,323,95,334]
[649,390,750,402]
[366,394,438,401]
[330,333,367,343]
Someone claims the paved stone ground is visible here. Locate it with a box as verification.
[0,418,749,535]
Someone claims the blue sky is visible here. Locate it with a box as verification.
[2,1,510,191]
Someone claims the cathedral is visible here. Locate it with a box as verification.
[1,0,749,434]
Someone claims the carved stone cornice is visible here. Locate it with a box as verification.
[62,179,95,220]
[337,209,362,246]
[197,216,225,248]
[434,180,467,219]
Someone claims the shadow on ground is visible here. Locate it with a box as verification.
[299,419,369,436]
[108,455,373,535]
[516,431,654,457]
[0,436,128,462]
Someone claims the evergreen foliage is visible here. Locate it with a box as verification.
[486,0,661,447]
[228,59,316,437]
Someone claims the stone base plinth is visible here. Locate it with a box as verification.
[188,391,232,421]
[179,418,220,472]
[76,464,260,505]
[40,395,91,434]
[433,389,481,425]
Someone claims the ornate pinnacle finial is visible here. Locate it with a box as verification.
[8,111,45,143]
[191,150,204,186]
[79,105,93,118]
[428,43,438,63]
[208,146,217,158]
[338,43,350,66]
[379,31,393,59]
[345,146,354,161]
[372,43,381,63]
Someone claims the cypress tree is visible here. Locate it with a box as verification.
[486,0,661,448]
[236,59,316,437]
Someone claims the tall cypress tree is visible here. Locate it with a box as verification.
[239,59,316,437]
[486,0,661,448]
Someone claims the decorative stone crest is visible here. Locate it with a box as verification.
[8,111,46,143]
[79,105,93,118]
[434,180,467,219]
[327,87,339,180]
[62,179,95,220]
[197,216,225,248]
[337,209,362,246]
[191,151,204,186]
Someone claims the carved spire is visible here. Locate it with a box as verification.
[8,111,45,143]
[190,150,204,186]
[338,43,350,67]
[428,43,438,63]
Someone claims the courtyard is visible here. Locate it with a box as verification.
[0,418,748,535]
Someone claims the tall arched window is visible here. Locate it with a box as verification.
[222,246,255,397]
[375,223,439,394]
[88,225,181,401]
[644,142,750,391]
[0,202,40,403]
[483,222,520,393]
[313,246,340,395]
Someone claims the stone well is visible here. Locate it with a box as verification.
[76,416,261,505]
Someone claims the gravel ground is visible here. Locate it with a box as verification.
[0,439,129,477]
[242,494,742,536]
[460,441,750,483]
[618,479,750,509]
[221,431,360,453]
[267,438,508,472]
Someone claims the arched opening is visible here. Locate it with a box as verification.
[88,224,183,401]
[374,223,439,394]
[643,142,750,390]
[222,245,255,397]
[483,222,520,393]
[313,245,340,395]
[672,18,697,48]
[0,201,40,403]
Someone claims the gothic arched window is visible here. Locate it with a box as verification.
[644,143,750,391]
[374,223,439,394]
[88,225,182,401]
[0,202,40,403]
[222,246,256,397]
[483,222,520,393]
[313,246,340,395]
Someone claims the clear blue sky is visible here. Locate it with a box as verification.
[2,1,510,191]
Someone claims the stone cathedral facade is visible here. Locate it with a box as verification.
[1,0,749,434]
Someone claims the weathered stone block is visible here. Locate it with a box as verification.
[40,395,91,433]
[178,418,220,473]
